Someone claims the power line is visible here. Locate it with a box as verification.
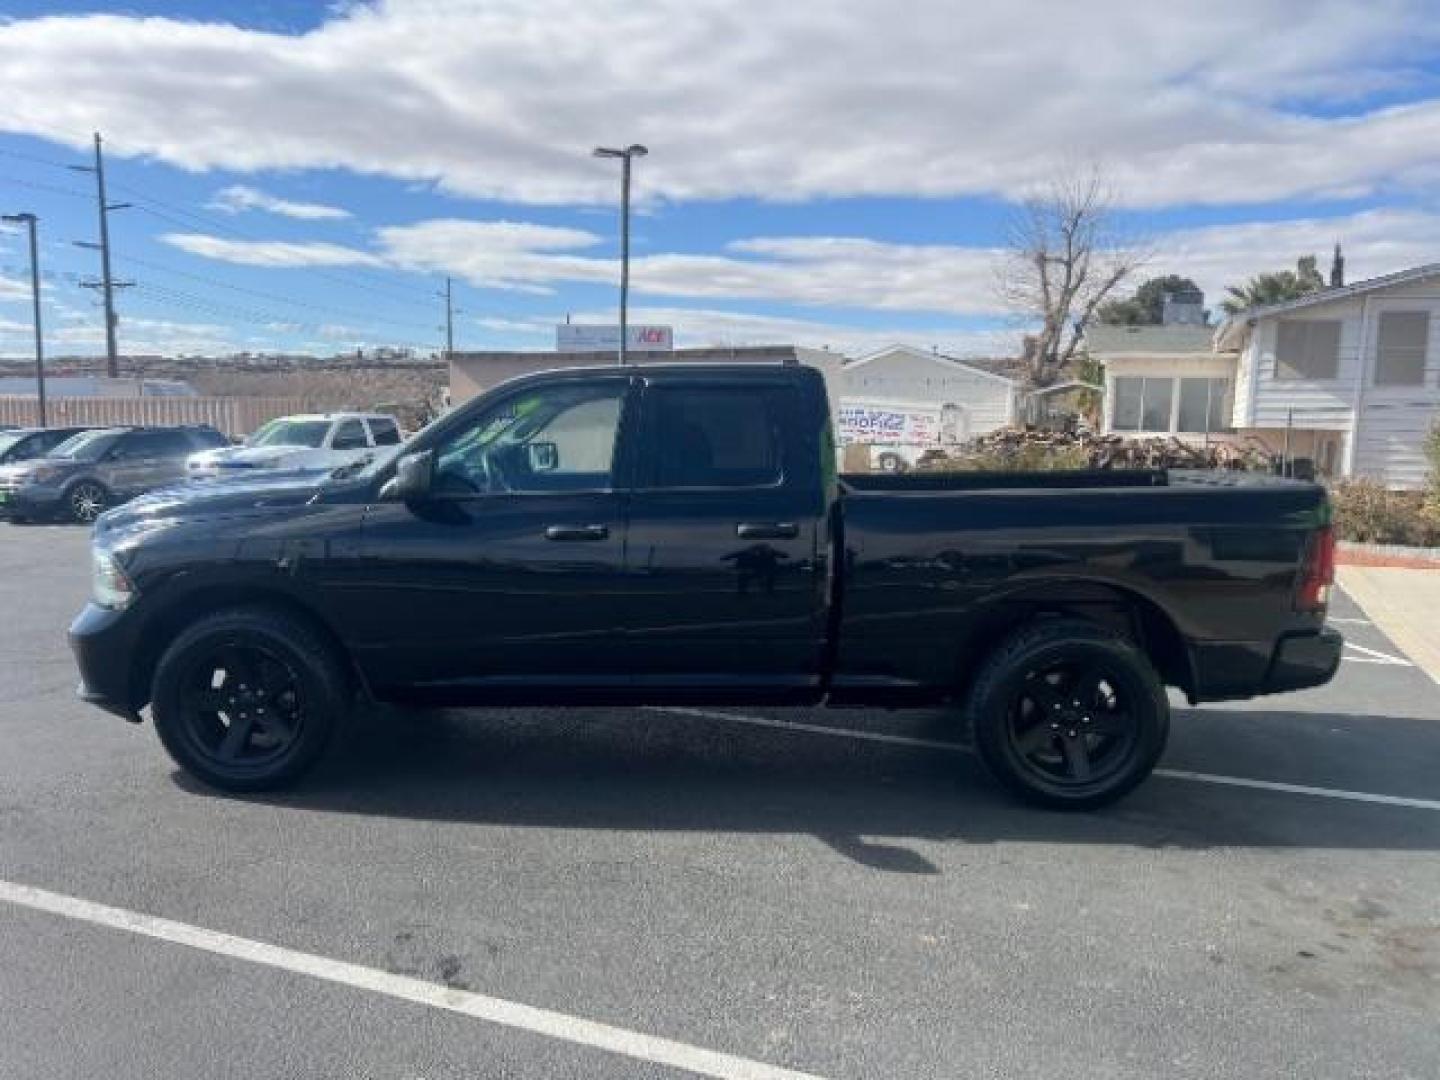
[128,282,434,352]
[0,173,93,201]
[114,251,437,335]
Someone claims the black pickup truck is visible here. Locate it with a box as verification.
[70,363,1341,808]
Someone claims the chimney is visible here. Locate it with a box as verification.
[1161,285,1206,326]
[1330,243,1345,288]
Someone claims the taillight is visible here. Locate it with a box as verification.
[1295,525,1335,612]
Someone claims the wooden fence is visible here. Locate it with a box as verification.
[0,396,314,437]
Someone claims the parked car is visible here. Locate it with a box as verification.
[186,413,402,479]
[0,425,228,523]
[0,426,94,466]
[70,364,1341,806]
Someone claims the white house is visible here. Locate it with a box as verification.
[839,344,1018,439]
[1215,264,1440,489]
[1090,266,1440,489]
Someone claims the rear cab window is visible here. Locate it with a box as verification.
[367,418,401,446]
[330,419,370,450]
[642,383,792,489]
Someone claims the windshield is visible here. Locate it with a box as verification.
[48,429,122,462]
[0,431,26,457]
[248,419,331,449]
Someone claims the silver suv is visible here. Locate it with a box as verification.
[0,425,229,523]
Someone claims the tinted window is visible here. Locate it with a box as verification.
[649,386,785,488]
[125,430,196,458]
[52,430,124,461]
[188,427,229,448]
[434,382,624,494]
[332,420,369,450]
[369,418,401,446]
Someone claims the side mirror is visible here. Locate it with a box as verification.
[527,441,559,472]
[379,449,435,502]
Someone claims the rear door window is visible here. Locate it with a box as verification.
[645,385,788,488]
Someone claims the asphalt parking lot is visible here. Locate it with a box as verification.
[1,522,1437,1079]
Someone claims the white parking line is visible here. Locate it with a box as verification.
[1326,617,1373,626]
[1341,641,1413,666]
[648,707,1440,813]
[0,880,825,1080]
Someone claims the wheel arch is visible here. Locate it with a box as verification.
[129,584,365,712]
[954,580,1193,700]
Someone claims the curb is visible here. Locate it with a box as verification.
[1337,541,1440,569]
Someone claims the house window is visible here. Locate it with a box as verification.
[1176,378,1230,433]
[1275,319,1341,380]
[1112,376,1173,432]
[1374,311,1429,386]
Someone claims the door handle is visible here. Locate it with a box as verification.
[735,521,799,540]
[544,524,610,542]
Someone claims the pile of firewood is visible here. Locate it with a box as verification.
[917,428,1277,472]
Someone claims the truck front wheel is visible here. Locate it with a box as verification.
[150,606,351,792]
[967,619,1169,810]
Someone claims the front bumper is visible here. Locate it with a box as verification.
[68,602,145,722]
[0,482,66,517]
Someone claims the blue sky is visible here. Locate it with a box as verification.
[2,0,1440,359]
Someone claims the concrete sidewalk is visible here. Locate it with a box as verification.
[1337,565,1440,685]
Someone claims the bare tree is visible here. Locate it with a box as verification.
[997,168,1146,387]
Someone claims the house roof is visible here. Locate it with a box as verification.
[1083,324,1219,356]
[842,343,1017,386]
[1214,262,1440,350]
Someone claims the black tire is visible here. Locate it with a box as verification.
[150,606,352,791]
[65,479,109,524]
[967,618,1169,810]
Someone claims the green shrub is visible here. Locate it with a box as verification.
[1330,479,1440,546]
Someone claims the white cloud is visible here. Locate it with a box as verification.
[161,203,1440,331]
[162,233,385,267]
[207,184,351,220]
[0,274,31,300]
[0,2,1438,207]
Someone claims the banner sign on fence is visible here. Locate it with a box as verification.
[836,403,940,446]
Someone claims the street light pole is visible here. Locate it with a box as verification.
[592,144,648,365]
[3,212,46,427]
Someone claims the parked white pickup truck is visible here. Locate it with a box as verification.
[186,413,403,479]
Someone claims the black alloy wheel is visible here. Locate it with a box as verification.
[151,607,350,791]
[968,619,1169,809]
[173,643,305,771]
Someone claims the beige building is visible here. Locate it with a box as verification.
[449,345,845,408]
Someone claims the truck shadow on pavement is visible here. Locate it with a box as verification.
[174,703,1440,875]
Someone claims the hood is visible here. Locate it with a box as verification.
[95,472,333,536]
[0,457,82,481]
[217,445,315,468]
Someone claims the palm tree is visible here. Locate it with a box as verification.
[1220,255,1327,316]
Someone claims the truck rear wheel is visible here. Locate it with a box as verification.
[150,606,351,792]
[967,619,1169,810]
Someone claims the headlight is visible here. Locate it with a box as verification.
[92,548,136,610]
[25,464,65,484]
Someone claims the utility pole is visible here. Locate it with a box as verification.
[441,276,455,359]
[592,144,648,365]
[2,212,46,426]
[69,132,132,378]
